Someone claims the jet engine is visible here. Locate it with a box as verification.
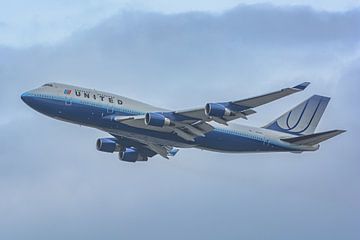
[205,103,232,118]
[119,148,148,162]
[145,112,171,127]
[96,138,120,153]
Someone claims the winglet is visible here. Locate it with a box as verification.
[293,82,310,91]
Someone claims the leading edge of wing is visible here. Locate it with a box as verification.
[231,82,310,108]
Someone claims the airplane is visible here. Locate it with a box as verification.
[21,82,345,162]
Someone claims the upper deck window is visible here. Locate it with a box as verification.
[42,83,54,87]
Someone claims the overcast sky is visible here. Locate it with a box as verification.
[1,1,359,240]
[1,0,360,46]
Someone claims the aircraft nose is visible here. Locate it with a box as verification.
[21,90,52,115]
[21,92,31,104]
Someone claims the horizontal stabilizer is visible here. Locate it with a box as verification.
[281,130,346,146]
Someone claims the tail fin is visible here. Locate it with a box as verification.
[281,130,346,146]
[263,95,330,135]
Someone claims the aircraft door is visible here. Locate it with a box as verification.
[107,97,114,114]
[64,89,72,106]
[65,96,72,106]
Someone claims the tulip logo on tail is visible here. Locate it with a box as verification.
[264,95,330,136]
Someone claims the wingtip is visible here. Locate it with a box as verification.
[293,82,311,90]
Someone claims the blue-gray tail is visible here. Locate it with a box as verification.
[263,95,330,136]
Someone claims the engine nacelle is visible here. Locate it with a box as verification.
[145,113,171,127]
[96,138,118,153]
[205,103,232,118]
[119,148,148,162]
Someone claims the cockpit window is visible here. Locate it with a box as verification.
[42,83,54,87]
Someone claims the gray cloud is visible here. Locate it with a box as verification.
[0,4,359,240]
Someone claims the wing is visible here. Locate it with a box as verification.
[112,114,214,142]
[108,82,310,142]
[112,134,179,159]
[176,82,310,124]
